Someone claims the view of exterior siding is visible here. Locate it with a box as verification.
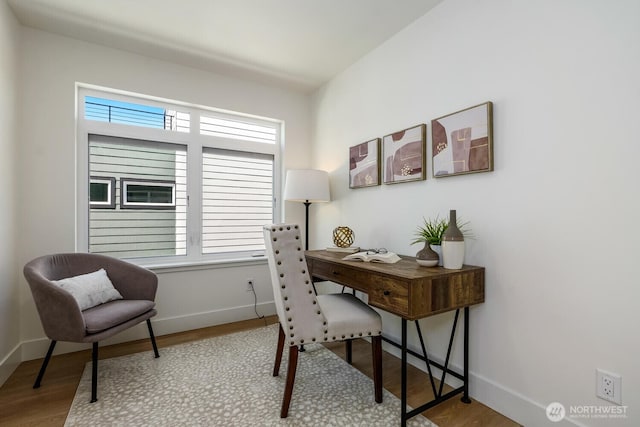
[89,135,187,258]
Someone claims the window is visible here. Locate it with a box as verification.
[121,179,176,209]
[90,177,116,209]
[200,114,277,144]
[77,88,281,264]
[88,135,187,258]
[202,149,274,254]
[85,96,190,132]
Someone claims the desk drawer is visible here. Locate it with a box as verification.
[309,261,370,292]
[308,259,409,316]
[368,278,409,316]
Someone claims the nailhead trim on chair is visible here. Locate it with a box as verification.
[268,224,382,347]
[270,225,330,347]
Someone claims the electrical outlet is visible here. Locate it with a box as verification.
[246,279,254,292]
[596,369,622,405]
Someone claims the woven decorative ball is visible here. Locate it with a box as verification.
[333,226,355,248]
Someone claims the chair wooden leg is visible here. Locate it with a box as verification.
[91,342,98,403]
[281,345,299,418]
[273,324,285,377]
[372,335,383,403]
[33,340,56,389]
[147,319,160,358]
[345,339,353,364]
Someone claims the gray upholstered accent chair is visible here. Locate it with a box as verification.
[263,224,383,418]
[23,253,160,403]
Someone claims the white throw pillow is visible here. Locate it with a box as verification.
[52,268,123,311]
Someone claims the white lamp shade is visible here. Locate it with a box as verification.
[284,169,330,202]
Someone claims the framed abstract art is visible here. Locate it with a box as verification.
[382,124,426,184]
[349,138,381,188]
[431,102,494,178]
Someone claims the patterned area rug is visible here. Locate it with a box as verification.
[65,324,436,426]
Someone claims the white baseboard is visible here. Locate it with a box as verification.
[469,370,587,427]
[16,301,276,362]
[0,343,21,386]
[381,335,584,427]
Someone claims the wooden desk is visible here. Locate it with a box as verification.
[305,250,485,426]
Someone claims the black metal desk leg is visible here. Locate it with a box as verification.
[461,306,471,404]
[401,318,408,426]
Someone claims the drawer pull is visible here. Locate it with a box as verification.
[383,290,390,296]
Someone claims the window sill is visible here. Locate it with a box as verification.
[140,256,268,274]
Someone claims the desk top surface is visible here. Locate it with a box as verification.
[305,250,484,279]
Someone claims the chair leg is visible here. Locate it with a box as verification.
[91,342,98,403]
[281,345,299,418]
[33,340,57,389]
[273,324,285,377]
[372,335,383,403]
[147,319,160,358]
[345,339,353,364]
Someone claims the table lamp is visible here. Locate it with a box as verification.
[283,169,330,250]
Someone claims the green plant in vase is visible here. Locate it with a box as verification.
[411,216,448,246]
[411,215,473,266]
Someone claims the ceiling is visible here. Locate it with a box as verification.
[8,0,443,92]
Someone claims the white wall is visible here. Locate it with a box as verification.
[311,0,640,426]
[0,0,21,385]
[15,28,311,359]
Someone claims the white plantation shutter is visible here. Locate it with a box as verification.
[202,149,274,254]
[200,115,276,144]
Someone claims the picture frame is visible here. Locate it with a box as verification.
[431,101,493,178]
[349,138,381,188]
[382,124,426,184]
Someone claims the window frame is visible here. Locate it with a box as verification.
[120,178,177,210]
[76,84,283,268]
[89,176,116,209]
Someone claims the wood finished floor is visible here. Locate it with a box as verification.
[0,316,519,426]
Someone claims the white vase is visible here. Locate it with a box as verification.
[442,240,465,269]
[441,209,465,269]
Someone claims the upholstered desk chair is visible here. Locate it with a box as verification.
[263,224,383,418]
[23,253,160,403]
